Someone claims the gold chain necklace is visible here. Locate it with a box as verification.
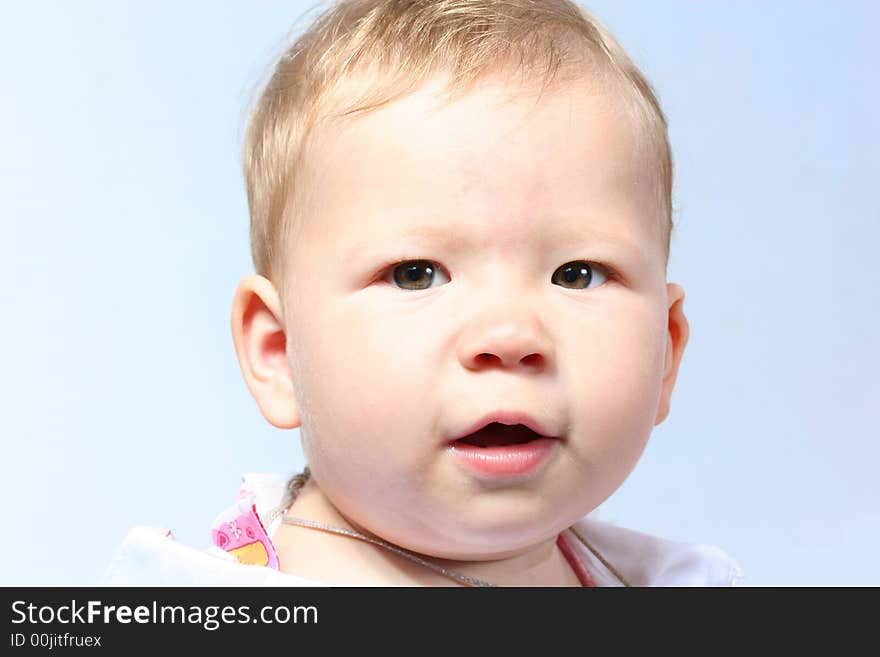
[281,515,498,587]
[281,469,632,587]
[284,470,501,586]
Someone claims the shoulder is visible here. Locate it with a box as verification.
[102,473,324,586]
[568,514,744,587]
[102,525,323,586]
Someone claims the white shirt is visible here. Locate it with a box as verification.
[103,472,744,587]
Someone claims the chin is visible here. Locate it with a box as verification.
[389,509,570,558]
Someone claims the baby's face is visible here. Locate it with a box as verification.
[278,73,683,558]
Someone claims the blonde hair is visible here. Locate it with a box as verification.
[243,0,673,296]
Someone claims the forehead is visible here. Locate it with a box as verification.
[295,73,664,268]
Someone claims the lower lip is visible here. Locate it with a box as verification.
[449,438,558,478]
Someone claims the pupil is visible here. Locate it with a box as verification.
[564,264,590,285]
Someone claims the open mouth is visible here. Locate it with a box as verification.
[454,422,546,448]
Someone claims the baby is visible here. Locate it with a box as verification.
[106,0,742,586]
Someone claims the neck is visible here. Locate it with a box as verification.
[272,479,581,587]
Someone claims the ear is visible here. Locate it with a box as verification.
[230,275,301,429]
[654,283,690,426]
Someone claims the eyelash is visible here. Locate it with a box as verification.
[376,258,624,286]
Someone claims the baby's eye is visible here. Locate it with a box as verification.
[385,259,610,290]
[389,260,449,290]
[551,260,608,289]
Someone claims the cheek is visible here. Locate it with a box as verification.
[293,317,438,532]
[305,302,440,400]
[593,314,666,405]
[290,302,442,466]
[564,297,667,457]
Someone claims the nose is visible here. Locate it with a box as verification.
[456,305,554,373]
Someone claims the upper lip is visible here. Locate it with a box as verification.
[448,410,559,443]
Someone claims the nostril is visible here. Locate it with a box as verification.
[474,353,501,366]
[472,352,544,368]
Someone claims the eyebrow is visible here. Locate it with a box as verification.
[344,225,458,261]
[346,221,646,262]
[538,224,647,261]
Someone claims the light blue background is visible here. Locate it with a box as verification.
[1,1,877,586]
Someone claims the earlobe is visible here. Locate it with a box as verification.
[654,283,690,426]
[230,275,302,430]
